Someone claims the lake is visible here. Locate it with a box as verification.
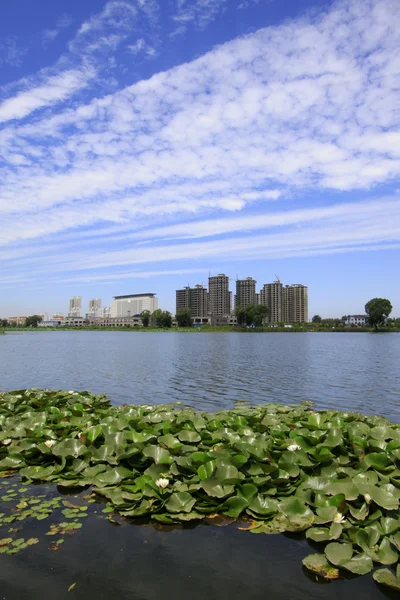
[1,330,399,420]
[0,330,399,600]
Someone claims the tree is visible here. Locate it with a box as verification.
[25,315,43,328]
[140,310,151,328]
[176,308,192,327]
[365,298,392,329]
[248,304,269,327]
[151,309,172,328]
[235,307,246,327]
[0,319,8,327]
[312,315,322,323]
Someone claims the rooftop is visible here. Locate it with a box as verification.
[113,294,157,300]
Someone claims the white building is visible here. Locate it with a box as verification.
[110,294,158,317]
[344,315,367,326]
[87,298,102,318]
[68,296,82,317]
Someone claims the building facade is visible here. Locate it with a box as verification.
[88,298,102,318]
[235,277,257,310]
[208,274,230,317]
[68,296,82,317]
[344,315,366,326]
[260,280,284,323]
[176,285,208,318]
[284,284,308,323]
[110,294,158,317]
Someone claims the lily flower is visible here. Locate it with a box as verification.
[364,493,372,504]
[333,512,346,524]
[155,478,169,489]
[45,440,56,448]
[2,438,11,445]
[287,443,301,451]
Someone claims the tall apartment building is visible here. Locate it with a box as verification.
[176,285,208,317]
[68,296,82,317]
[284,284,308,323]
[110,293,158,317]
[88,298,102,318]
[236,277,257,310]
[208,274,230,317]
[260,280,283,323]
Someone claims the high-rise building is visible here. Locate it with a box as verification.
[68,296,82,317]
[110,294,158,317]
[235,277,257,310]
[260,280,283,323]
[176,285,208,317]
[88,298,102,318]
[284,285,308,323]
[208,274,230,317]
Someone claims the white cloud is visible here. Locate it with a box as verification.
[0,0,400,293]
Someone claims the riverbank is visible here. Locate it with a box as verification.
[1,326,400,333]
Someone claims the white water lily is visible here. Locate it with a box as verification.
[287,443,301,451]
[155,478,169,489]
[45,440,56,448]
[364,493,372,504]
[333,512,346,524]
[2,438,11,445]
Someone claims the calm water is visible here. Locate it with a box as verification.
[0,330,399,419]
[1,330,399,600]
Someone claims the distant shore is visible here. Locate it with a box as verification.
[1,326,399,334]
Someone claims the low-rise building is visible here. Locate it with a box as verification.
[92,316,142,327]
[344,315,367,326]
[8,316,27,326]
[38,320,64,328]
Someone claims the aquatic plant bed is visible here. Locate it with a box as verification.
[1,389,400,590]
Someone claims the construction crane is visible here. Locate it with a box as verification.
[275,274,281,283]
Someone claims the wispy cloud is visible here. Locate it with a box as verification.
[0,0,399,295]
[0,37,27,67]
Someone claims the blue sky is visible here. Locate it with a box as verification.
[0,0,399,319]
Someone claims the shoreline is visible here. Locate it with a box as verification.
[1,326,399,334]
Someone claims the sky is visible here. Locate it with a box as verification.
[0,0,399,319]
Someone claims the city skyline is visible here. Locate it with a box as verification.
[0,0,399,317]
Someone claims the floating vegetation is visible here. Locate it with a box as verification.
[0,389,400,590]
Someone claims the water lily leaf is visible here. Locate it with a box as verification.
[326,479,359,500]
[20,465,57,480]
[201,477,235,498]
[366,484,400,510]
[86,425,102,442]
[177,431,201,443]
[143,445,173,465]
[197,460,217,480]
[302,554,340,579]
[325,542,353,566]
[314,506,338,524]
[374,538,399,565]
[223,496,249,518]
[341,553,373,575]
[380,517,399,535]
[92,466,132,486]
[237,483,258,500]
[165,492,196,513]
[389,531,400,551]
[158,434,182,449]
[363,453,393,471]
[348,503,369,521]
[247,495,278,516]
[53,439,87,458]
[214,463,239,483]
[373,568,400,591]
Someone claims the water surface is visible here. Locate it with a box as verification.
[1,331,399,419]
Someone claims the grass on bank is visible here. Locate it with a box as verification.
[1,325,400,333]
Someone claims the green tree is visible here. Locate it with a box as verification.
[0,319,8,327]
[151,309,163,327]
[235,307,246,327]
[140,310,151,328]
[312,315,322,323]
[365,298,392,329]
[25,315,43,328]
[176,308,192,327]
[242,304,269,327]
[152,309,172,328]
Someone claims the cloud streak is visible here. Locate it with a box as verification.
[0,0,399,299]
